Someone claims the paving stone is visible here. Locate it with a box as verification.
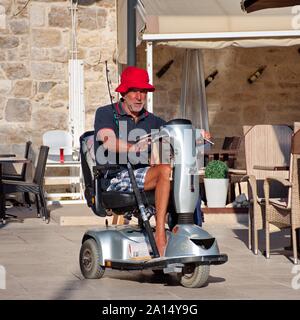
[1,205,300,299]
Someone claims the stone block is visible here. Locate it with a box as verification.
[265,111,300,125]
[0,79,12,94]
[96,0,114,8]
[78,8,97,30]
[32,109,67,131]
[31,47,49,61]
[0,95,5,120]
[49,48,69,63]
[5,98,31,122]
[38,81,57,93]
[29,4,45,27]
[0,125,31,144]
[31,62,65,80]
[32,28,61,47]
[31,62,55,80]
[212,111,242,126]
[265,104,298,113]
[1,62,30,79]
[7,49,18,61]
[85,82,106,105]
[168,88,181,104]
[48,84,68,101]
[50,101,64,109]
[108,10,116,32]
[50,48,68,63]
[48,6,71,28]
[278,82,300,89]
[12,80,32,98]
[0,50,5,60]
[78,30,101,47]
[96,8,107,28]
[242,105,266,124]
[19,45,30,61]
[0,36,19,48]
[9,19,29,34]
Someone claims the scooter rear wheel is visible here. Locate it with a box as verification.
[177,264,210,288]
[80,238,105,279]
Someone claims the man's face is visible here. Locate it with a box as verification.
[123,88,148,114]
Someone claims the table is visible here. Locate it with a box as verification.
[0,157,30,224]
[204,148,239,167]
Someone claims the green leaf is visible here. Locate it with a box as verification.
[204,160,228,179]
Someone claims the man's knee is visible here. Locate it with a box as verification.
[157,164,172,180]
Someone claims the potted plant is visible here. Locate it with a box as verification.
[204,160,229,208]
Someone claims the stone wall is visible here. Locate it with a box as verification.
[1,0,300,165]
[0,0,117,155]
[137,43,300,166]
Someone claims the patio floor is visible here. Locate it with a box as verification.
[0,204,299,300]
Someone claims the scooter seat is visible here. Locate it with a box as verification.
[101,190,155,211]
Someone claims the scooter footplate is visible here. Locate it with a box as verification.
[105,254,228,270]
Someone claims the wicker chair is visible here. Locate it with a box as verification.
[243,125,293,255]
[264,129,300,264]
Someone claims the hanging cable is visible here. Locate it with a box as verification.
[105,60,115,105]
[13,0,31,17]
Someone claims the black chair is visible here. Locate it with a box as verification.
[2,141,32,207]
[2,141,32,180]
[221,136,241,168]
[2,146,50,223]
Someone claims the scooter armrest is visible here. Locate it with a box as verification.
[93,164,122,176]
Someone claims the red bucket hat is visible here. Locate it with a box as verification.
[115,66,155,93]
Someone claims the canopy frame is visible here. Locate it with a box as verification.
[143,29,300,112]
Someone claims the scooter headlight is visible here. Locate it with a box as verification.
[190,238,215,250]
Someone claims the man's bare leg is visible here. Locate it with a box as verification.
[143,164,171,256]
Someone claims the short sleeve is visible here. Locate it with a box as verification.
[94,106,116,140]
[155,116,166,129]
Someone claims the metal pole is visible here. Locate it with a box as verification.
[146,41,153,112]
[127,0,137,66]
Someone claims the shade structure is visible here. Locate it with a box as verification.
[116,0,300,64]
[242,0,300,13]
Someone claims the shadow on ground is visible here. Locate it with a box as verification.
[232,227,296,263]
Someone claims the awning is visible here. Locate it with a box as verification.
[242,0,300,13]
[117,0,300,64]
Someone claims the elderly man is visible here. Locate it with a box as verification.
[94,66,169,256]
[94,66,210,256]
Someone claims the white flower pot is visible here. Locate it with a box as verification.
[204,178,229,208]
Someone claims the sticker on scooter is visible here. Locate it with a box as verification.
[129,242,151,260]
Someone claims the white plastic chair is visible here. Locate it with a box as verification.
[42,130,84,203]
[42,130,73,162]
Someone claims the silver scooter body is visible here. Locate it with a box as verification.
[81,120,227,274]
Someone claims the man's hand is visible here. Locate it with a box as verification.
[133,137,151,153]
[197,130,212,146]
[202,130,211,140]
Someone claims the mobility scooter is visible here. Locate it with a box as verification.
[79,119,227,288]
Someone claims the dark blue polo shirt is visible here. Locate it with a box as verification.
[94,101,166,172]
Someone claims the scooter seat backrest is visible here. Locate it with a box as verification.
[80,131,97,209]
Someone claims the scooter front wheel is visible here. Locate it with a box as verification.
[79,238,105,279]
[177,264,210,288]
